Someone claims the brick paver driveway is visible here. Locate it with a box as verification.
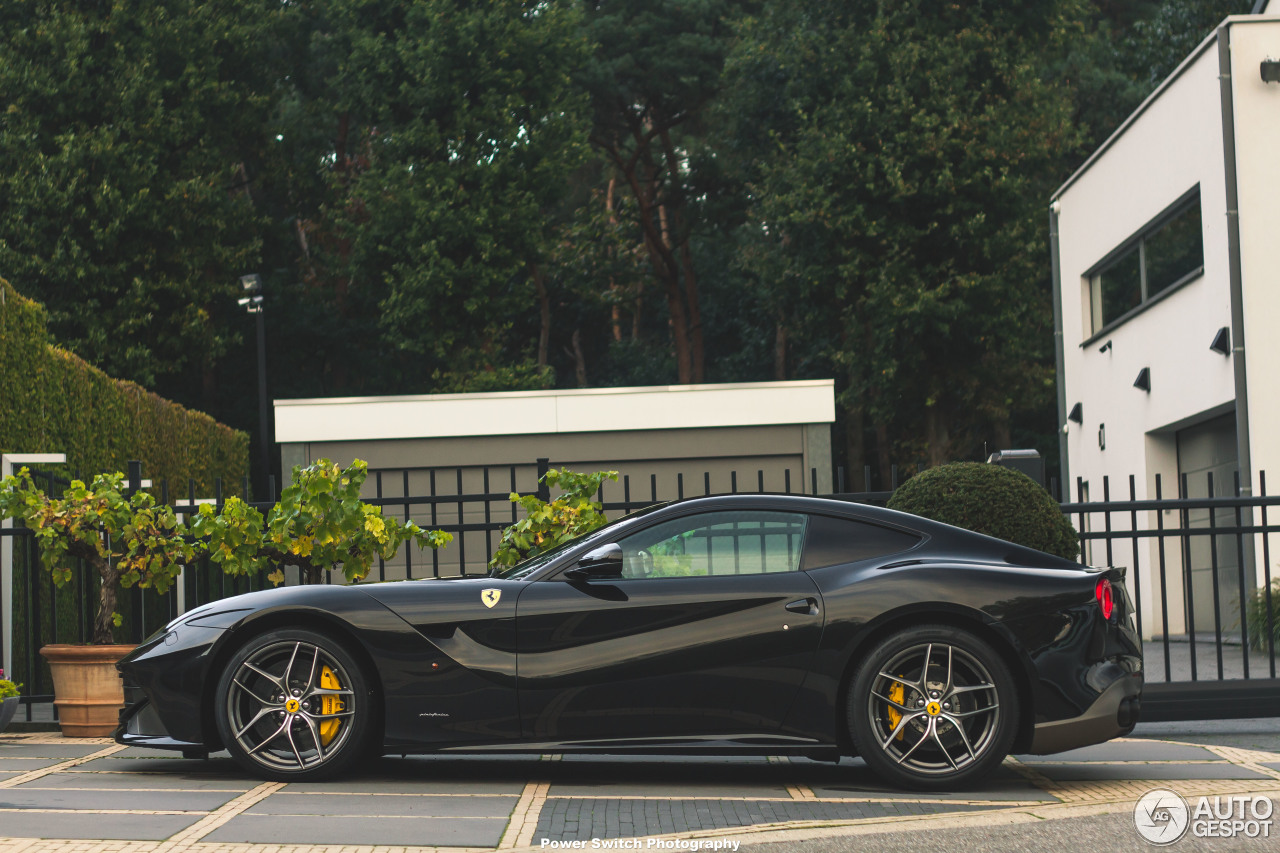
[2,733,1279,852]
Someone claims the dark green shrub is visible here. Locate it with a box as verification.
[888,462,1079,561]
[0,278,248,490]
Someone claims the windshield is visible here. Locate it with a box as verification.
[491,502,669,580]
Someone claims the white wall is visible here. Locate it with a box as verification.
[1230,21,1280,488]
[1054,17,1280,635]
[1055,37,1234,636]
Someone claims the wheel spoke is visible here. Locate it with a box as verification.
[304,709,355,720]
[947,701,999,718]
[300,713,326,761]
[881,711,925,750]
[304,686,355,699]
[282,642,302,687]
[947,682,996,696]
[931,722,959,770]
[872,691,915,713]
[944,645,954,692]
[894,717,933,765]
[284,721,306,769]
[245,718,289,756]
[233,677,274,706]
[233,706,276,740]
[877,672,918,692]
[242,661,284,691]
[921,643,933,685]
[945,715,979,761]
[304,645,320,694]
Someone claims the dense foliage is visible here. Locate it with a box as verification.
[491,468,618,570]
[190,459,452,585]
[0,278,249,490]
[0,0,1251,481]
[888,462,1080,561]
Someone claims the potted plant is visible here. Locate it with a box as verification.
[0,470,198,736]
[0,669,22,733]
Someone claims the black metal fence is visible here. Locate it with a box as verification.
[4,459,1278,725]
[1064,471,1279,721]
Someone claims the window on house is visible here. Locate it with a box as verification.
[1089,189,1203,335]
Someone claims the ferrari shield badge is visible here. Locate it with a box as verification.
[481,588,502,609]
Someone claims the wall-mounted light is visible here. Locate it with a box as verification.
[1098,423,1106,451]
[1210,326,1231,355]
[1262,58,1280,84]
[1134,367,1151,392]
[1098,339,1113,354]
[1068,402,1083,424]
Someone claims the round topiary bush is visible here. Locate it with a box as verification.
[887,462,1079,561]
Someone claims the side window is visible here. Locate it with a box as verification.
[800,514,921,570]
[615,511,809,579]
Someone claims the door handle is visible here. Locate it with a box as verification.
[784,598,819,615]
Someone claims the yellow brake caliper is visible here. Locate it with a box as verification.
[319,666,345,746]
[887,679,905,741]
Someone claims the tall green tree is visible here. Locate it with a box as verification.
[720,0,1080,485]
[280,0,592,390]
[0,0,284,410]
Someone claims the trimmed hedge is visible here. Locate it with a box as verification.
[888,462,1079,561]
[0,278,248,493]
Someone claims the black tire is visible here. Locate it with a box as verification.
[847,624,1018,790]
[215,627,374,781]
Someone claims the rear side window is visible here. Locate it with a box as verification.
[801,514,920,570]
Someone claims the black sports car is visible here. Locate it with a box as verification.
[116,494,1143,790]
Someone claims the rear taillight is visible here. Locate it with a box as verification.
[1096,577,1114,620]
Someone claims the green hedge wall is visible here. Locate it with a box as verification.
[0,278,248,493]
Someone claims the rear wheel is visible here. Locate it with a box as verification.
[848,624,1018,790]
[215,628,373,781]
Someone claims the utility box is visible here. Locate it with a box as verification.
[986,449,1045,487]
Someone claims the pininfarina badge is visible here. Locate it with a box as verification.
[481,588,502,608]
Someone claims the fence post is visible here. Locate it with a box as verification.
[536,458,550,502]
[1,453,67,683]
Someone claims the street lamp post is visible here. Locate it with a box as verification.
[238,274,271,489]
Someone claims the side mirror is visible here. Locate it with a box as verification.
[564,543,624,580]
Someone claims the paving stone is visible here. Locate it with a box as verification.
[0,811,201,840]
[203,814,509,846]
[282,775,526,796]
[549,781,792,799]
[18,772,255,792]
[0,744,105,759]
[0,787,235,811]
[1027,762,1269,781]
[114,746,230,758]
[250,791,519,817]
[71,756,241,774]
[534,798,1004,841]
[0,758,62,771]
[1018,742,1218,762]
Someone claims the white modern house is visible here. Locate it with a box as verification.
[1051,5,1279,637]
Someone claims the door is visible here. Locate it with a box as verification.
[514,510,824,742]
[1177,413,1246,637]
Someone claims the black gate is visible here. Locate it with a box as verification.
[1064,472,1279,721]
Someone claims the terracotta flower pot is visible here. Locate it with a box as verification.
[39,644,136,737]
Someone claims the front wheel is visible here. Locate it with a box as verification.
[215,628,373,781]
[847,625,1018,790]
